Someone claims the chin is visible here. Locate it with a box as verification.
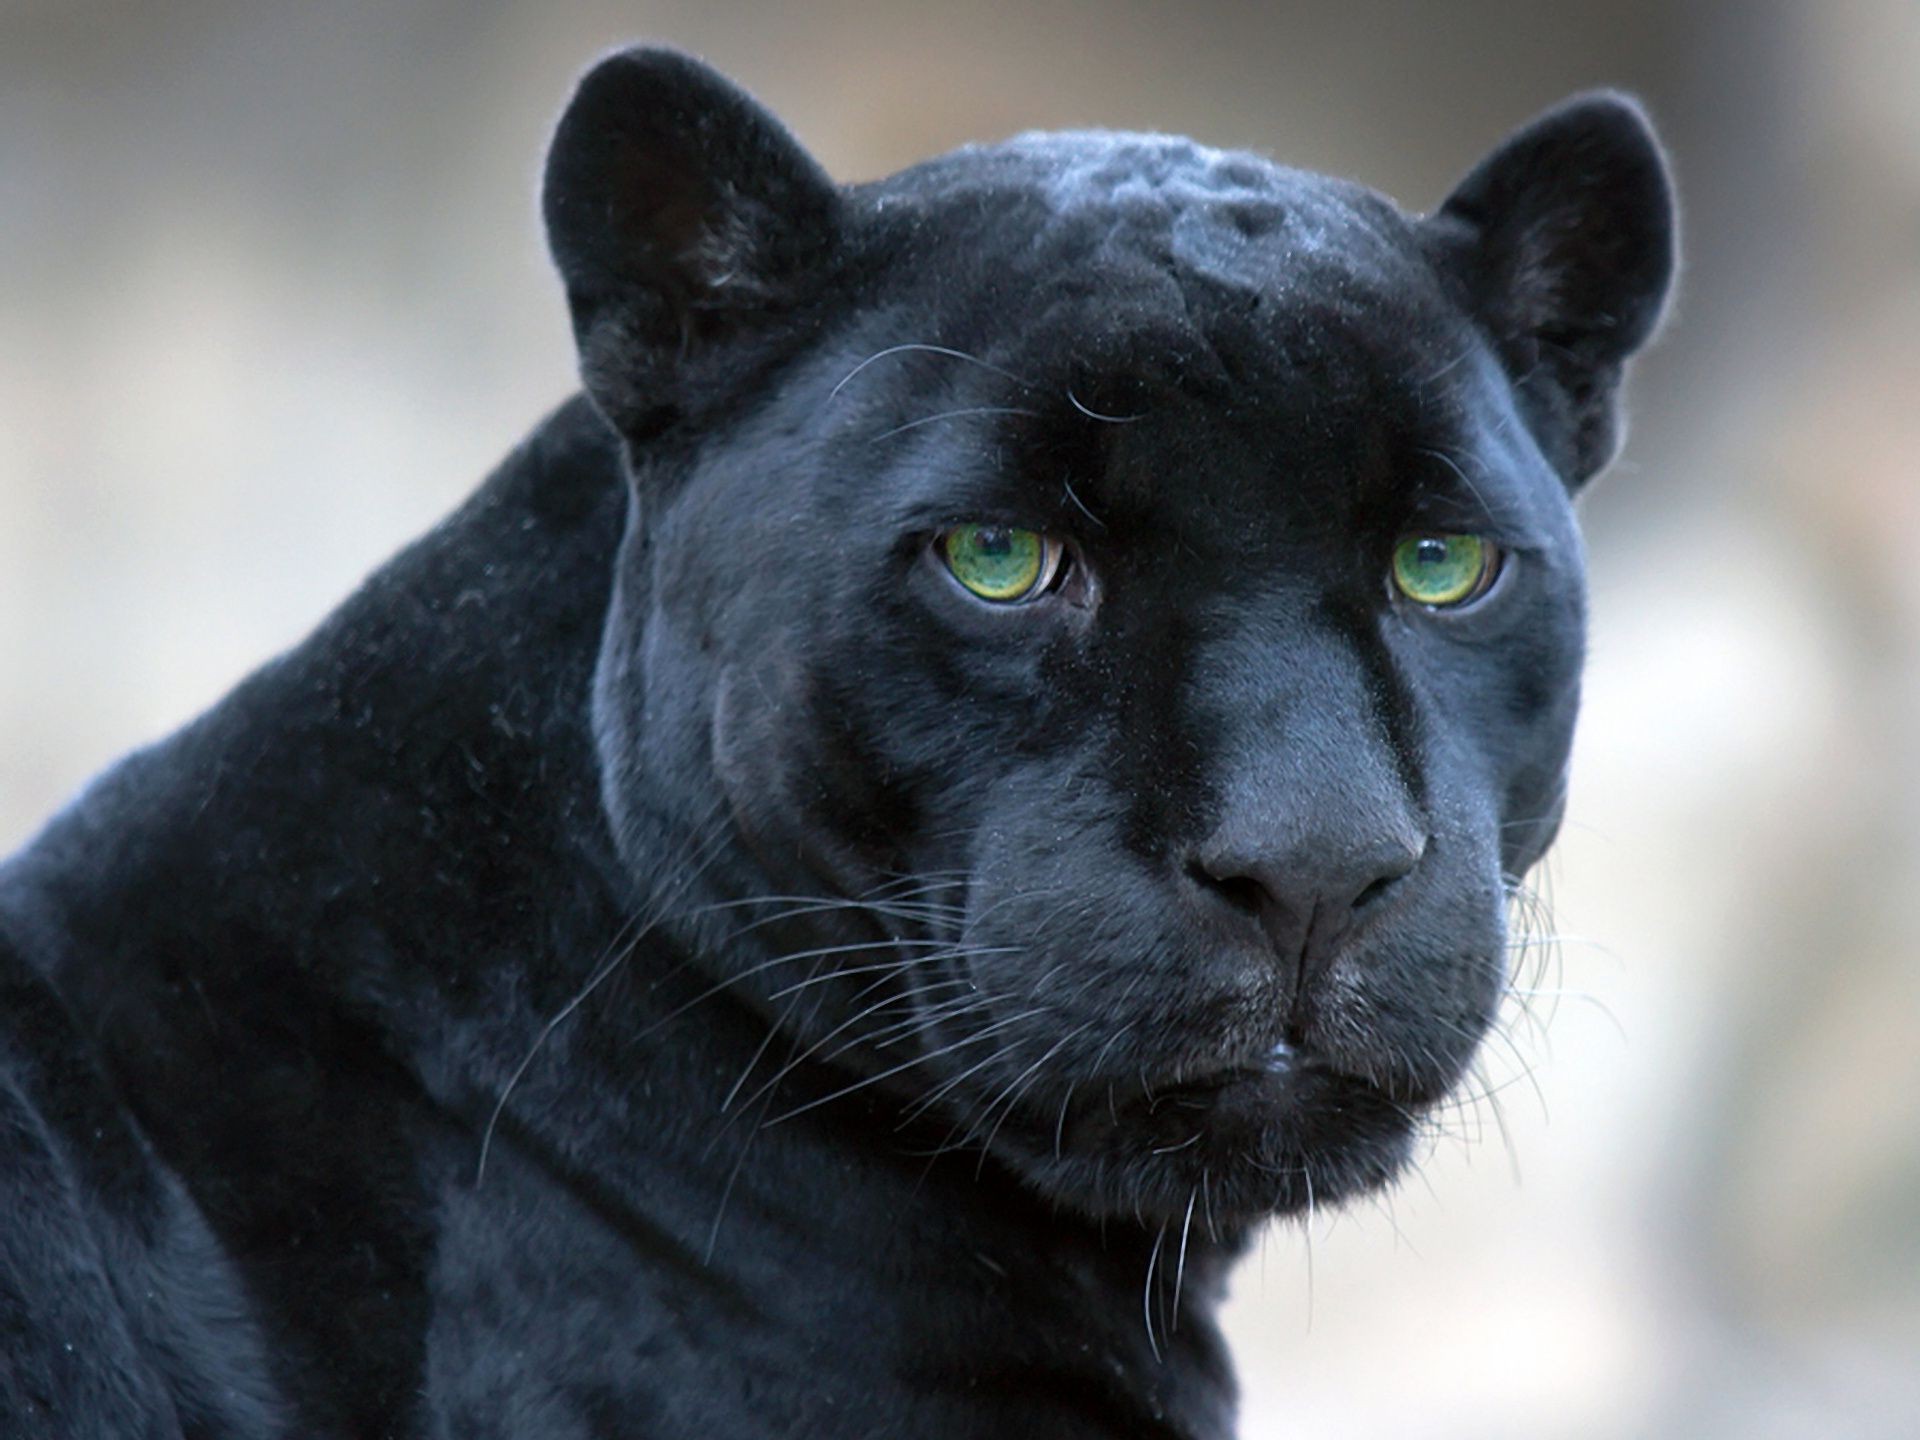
[984,1051,1426,1231]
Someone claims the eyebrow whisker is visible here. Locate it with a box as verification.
[830,342,1034,401]
[1066,386,1143,424]
[871,405,1043,442]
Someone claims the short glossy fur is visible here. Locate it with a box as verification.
[0,50,1673,1438]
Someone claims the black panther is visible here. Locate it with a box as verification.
[0,48,1673,1438]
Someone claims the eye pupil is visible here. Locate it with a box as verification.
[974,527,1014,557]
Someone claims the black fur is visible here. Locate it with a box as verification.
[0,50,1673,1438]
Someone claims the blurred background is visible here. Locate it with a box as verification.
[2,1,1915,1435]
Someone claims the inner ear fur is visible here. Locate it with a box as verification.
[1423,91,1677,487]
[543,47,843,442]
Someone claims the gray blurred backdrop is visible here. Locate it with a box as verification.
[3,2,1916,1436]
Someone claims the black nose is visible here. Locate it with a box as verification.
[1188,827,1426,959]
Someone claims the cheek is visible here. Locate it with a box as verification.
[1421,644,1580,878]
[709,626,1002,878]
[1500,758,1570,875]
[1482,675,1580,877]
[709,662,783,813]
[708,657,903,876]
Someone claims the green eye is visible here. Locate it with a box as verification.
[1390,534,1500,608]
[940,525,1064,603]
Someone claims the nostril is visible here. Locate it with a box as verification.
[1351,870,1402,911]
[1352,836,1425,913]
[1185,860,1266,918]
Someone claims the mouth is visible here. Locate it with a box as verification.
[1063,1042,1380,1152]
[984,1040,1426,1230]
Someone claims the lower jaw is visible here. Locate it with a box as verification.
[984,1066,1421,1230]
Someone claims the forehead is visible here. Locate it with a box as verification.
[855,130,1467,396]
[824,134,1511,533]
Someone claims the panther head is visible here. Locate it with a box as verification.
[543,49,1674,1230]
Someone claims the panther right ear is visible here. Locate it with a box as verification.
[543,48,842,442]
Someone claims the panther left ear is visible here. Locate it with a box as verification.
[543,47,842,442]
[1424,92,1677,488]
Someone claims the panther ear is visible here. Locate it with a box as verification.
[1424,92,1676,487]
[543,48,842,442]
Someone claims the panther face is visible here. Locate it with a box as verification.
[548,52,1673,1229]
